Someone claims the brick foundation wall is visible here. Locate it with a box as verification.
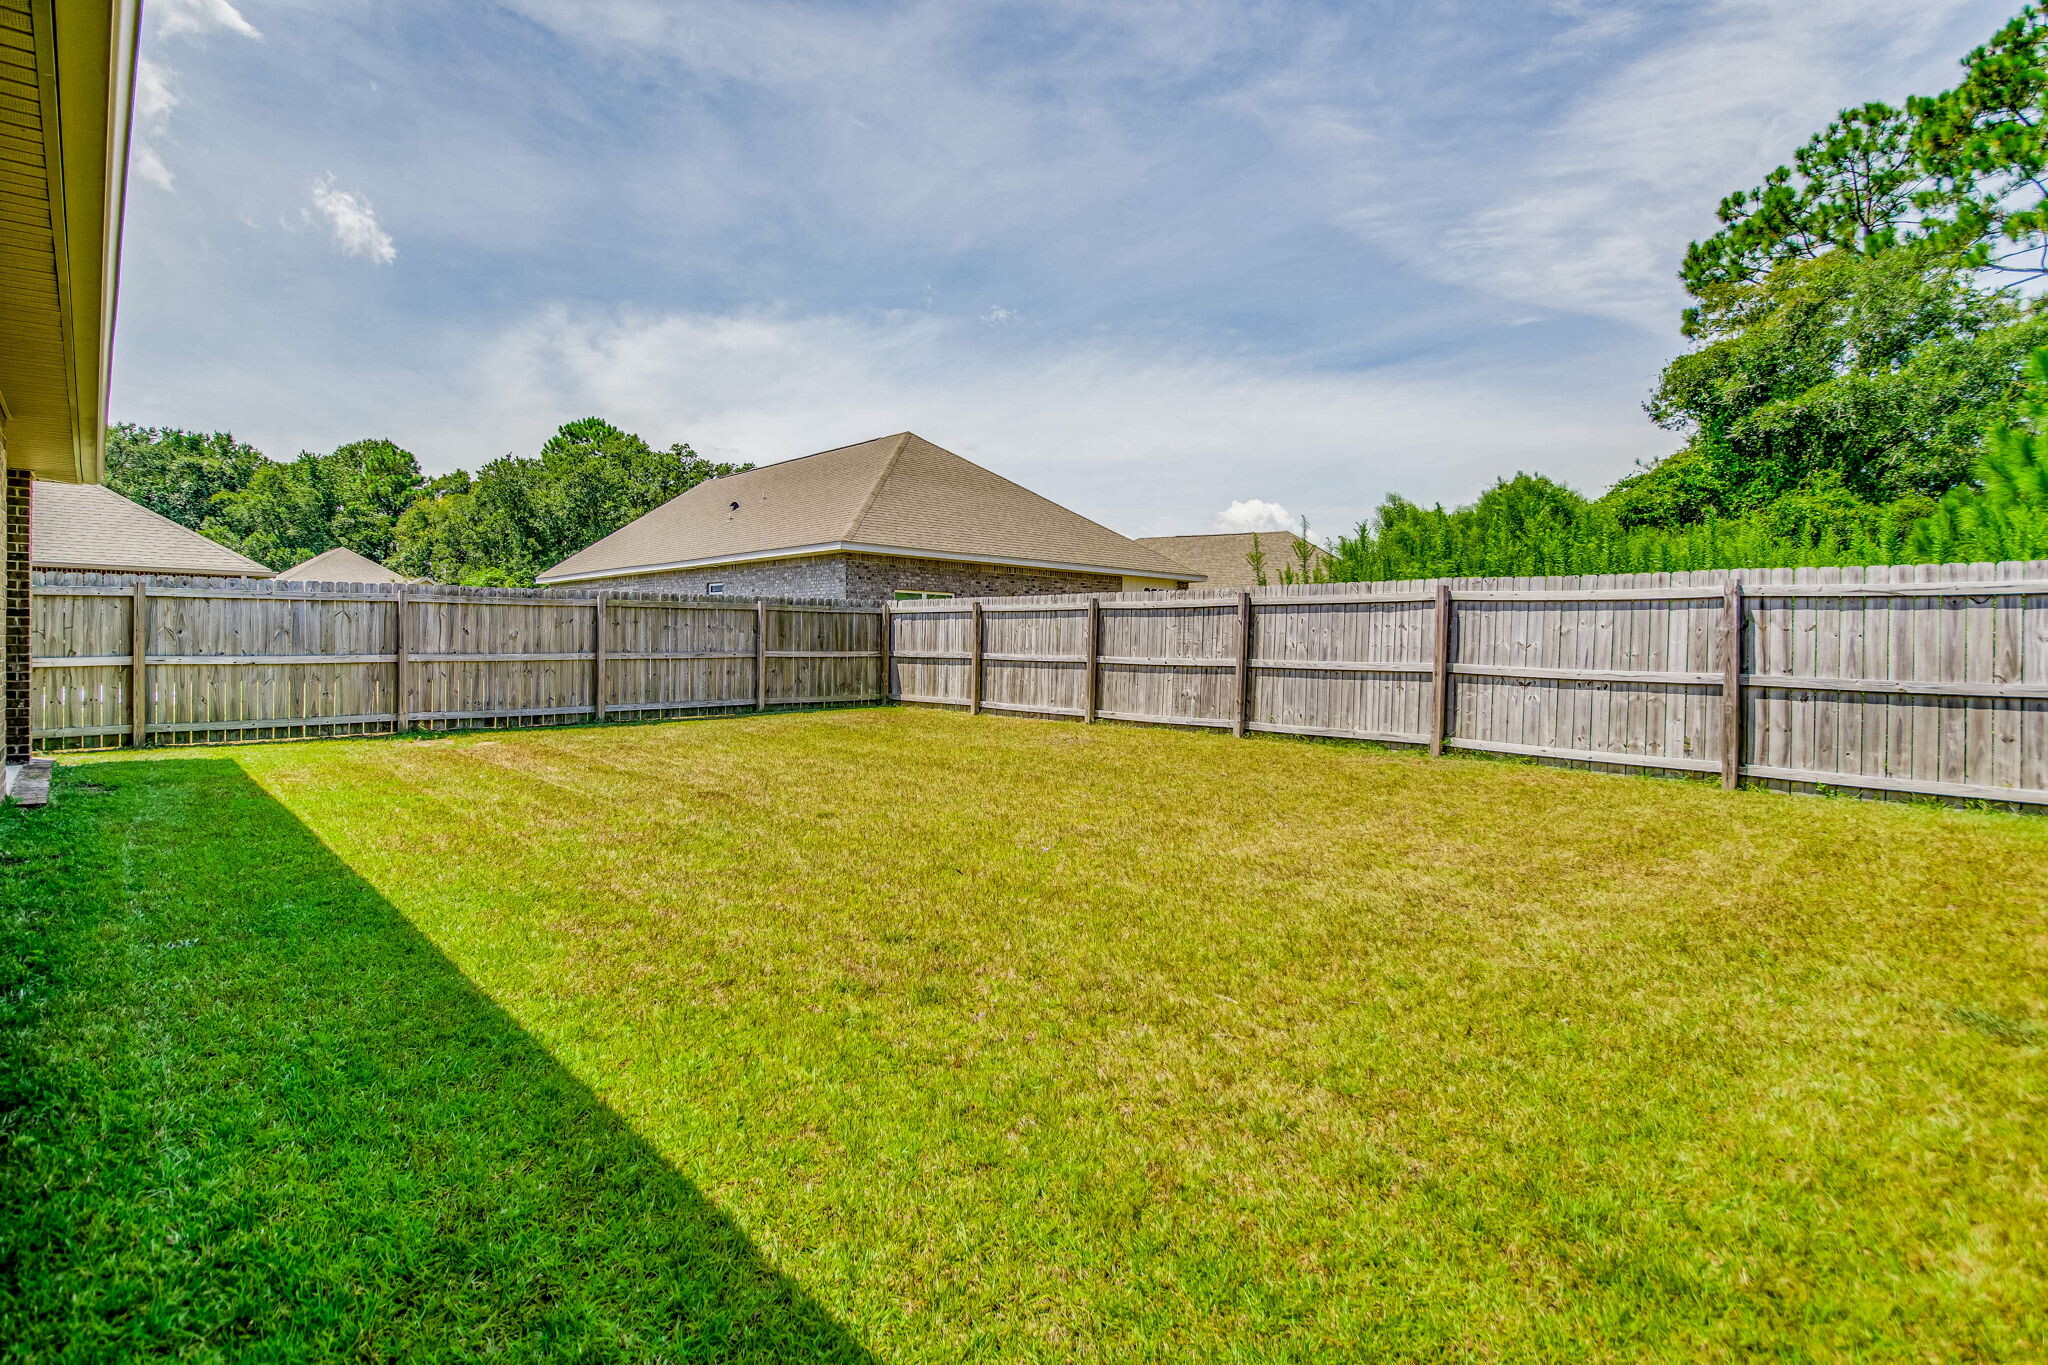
[841,553,1120,599]
[4,470,30,764]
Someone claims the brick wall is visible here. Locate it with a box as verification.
[841,553,1119,599]
[4,470,30,764]
[583,552,1126,601]
[595,554,852,599]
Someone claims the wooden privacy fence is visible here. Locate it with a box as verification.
[887,561,2048,806]
[30,572,886,748]
[29,560,2048,807]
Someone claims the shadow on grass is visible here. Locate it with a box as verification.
[0,759,873,1362]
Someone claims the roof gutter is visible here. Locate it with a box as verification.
[32,560,275,576]
[538,541,1207,586]
[14,0,140,484]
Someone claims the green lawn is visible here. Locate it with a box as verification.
[3,707,2045,1361]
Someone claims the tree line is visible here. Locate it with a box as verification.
[106,419,748,585]
[1331,3,2048,581]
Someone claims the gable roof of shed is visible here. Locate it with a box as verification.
[538,432,1202,583]
[274,546,413,583]
[30,480,273,576]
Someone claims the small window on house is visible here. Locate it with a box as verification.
[893,590,954,600]
[707,582,727,595]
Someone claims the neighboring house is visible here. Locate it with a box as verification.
[30,481,272,578]
[1135,532,1333,590]
[537,432,1205,599]
[274,547,415,584]
[3,0,140,778]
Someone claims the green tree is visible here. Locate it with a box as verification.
[208,439,426,569]
[104,425,267,528]
[1683,6,2048,305]
[1630,251,2048,517]
[323,439,428,560]
[1680,102,1928,306]
[388,419,747,586]
[1908,350,2048,561]
[1328,472,1940,583]
[1632,5,2048,531]
[1909,6,2048,285]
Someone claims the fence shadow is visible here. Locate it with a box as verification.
[0,758,874,1361]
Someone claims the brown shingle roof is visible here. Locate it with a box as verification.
[538,433,1201,583]
[274,547,414,583]
[1134,533,1332,590]
[30,481,273,577]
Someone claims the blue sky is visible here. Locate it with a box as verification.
[113,0,2019,540]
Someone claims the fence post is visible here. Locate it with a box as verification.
[1428,583,1453,757]
[129,581,148,748]
[393,585,411,733]
[877,602,892,702]
[1232,590,1252,737]
[967,601,984,714]
[1721,580,1743,790]
[592,592,608,721]
[1083,596,1101,723]
[755,600,769,711]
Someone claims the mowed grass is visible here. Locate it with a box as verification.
[4,707,2046,1362]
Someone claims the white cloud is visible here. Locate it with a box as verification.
[309,175,397,264]
[135,55,179,124]
[133,144,177,192]
[154,0,261,40]
[1253,0,1996,330]
[484,0,2002,338]
[449,307,1661,536]
[486,0,1312,272]
[132,58,181,189]
[118,305,1668,540]
[982,305,1018,325]
[1214,499,1294,533]
[132,1,261,193]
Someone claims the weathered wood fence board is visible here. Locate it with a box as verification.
[31,573,887,746]
[887,560,2048,806]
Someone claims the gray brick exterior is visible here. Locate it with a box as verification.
[840,553,1120,599]
[590,551,1128,601]
[5,470,31,764]
[594,554,852,598]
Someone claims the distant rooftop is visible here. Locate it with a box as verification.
[540,432,1202,584]
[31,481,272,577]
[274,547,415,584]
[1135,532,1331,590]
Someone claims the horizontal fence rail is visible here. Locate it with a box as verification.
[30,572,887,748]
[885,560,2048,807]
